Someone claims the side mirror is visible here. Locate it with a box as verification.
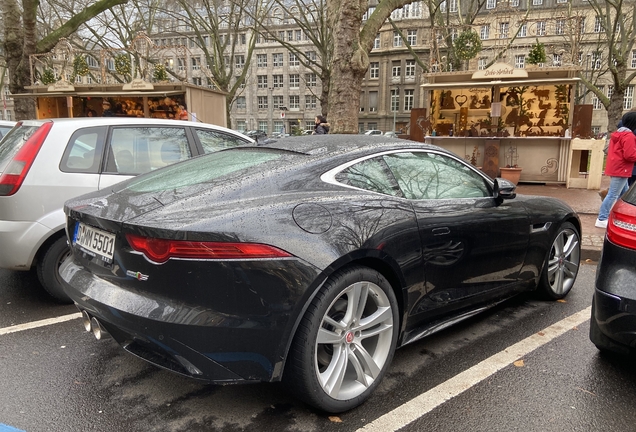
[493,178,517,202]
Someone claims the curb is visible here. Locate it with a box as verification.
[581,247,602,263]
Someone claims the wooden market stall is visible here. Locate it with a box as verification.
[21,80,228,127]
[410,63,599,187]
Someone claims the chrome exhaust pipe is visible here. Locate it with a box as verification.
[90,317,110,340]
[81,310,92,332]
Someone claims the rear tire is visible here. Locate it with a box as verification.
[537,222,580,300]
[284,266,399,413]
[36,236,73,304]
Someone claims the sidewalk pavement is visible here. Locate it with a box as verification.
[515,176,609,262]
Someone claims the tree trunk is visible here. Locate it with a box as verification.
[326,0,369,134]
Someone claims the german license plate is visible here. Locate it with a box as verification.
[73,222,116,263]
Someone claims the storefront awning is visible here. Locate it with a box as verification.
[421,77,580,89]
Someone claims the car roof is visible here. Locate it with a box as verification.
[261,135,443,159]
[0,120,16,127]
[15,117,254,141]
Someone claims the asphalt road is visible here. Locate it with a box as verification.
[1,263,634,432]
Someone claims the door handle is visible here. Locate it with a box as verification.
[431,227,450,236]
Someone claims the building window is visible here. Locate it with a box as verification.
[486,0,496,9]
[306,51,317,62]
[624,86,634,110]
[392,62,401,78]
[273,121,284,134]
[405,60,416,77]
[273,95,284,109]
[236,96,246,109]
[404,89,414,111]
[553,53,562,66]
[257,54,267,67]
[236,120,246,132]
[374,34,381,49]
[480,25,490,40]
[391,89,399,112]
[515,54,526,69]
[191,57,201,70]
[407,30,417,46]
[532,0,542,4]
[287,30,293,41]
[258,121,268,133]
[607,86,614,100]
[579,17,586,34]
[393,32,402,47]
[257,75,268,89]
[499,22,509,39]
[449,0,457,12]
[510,0,519,6]
[592,86,604,110]
[305,73,317,86]
[594,16,603,33]
[235,55,245,69]
[305,95,317,109]
[289,95,300,109]
[178,57,186,71]
[556,0,568,3]
[555,19,565,35]
[370,62,380,78]
[240,33,246,44]
[295,30,302,41]
[289,53,300,66]
[290,74,300,88]
[536,21,546,36]
[273,53,283,67]
[519,23,527,37]
[258,96,268,109]
[591,52,602,69]
[478,58,488,70]
[632,50,636,68]
[369,91,378,112]
[273,74,284,88]
[305,121,314,133]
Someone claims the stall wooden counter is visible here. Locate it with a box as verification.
[20,81,228,127]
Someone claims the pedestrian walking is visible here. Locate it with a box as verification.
[313,115,329,134]
[596,112,636,228]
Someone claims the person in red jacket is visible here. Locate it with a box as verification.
[596,111,636,228]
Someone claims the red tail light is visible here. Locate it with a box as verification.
[125,234,293,263]
[607,199,636,250]
[0,122,53,196]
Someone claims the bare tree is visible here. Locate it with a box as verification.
[257,0,333,116]
[2,0,128,120]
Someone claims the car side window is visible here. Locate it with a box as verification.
[60,127,107,174]
[335,156,403,197]
[105,127,191,175]
[195,129,250,153]
[383,151,491,200]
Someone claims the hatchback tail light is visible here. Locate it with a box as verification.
[0,122,53,196]
[126,234,293,263]
[607,199,636,250]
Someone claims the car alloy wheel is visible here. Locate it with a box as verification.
[539,222,580,299]
[284,266,399,413]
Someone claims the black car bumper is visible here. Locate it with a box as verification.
[59,256,320,383]
[592,288,636,350]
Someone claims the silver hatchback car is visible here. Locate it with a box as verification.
[0,117,253,302]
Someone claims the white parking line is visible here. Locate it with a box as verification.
[358,306,592,432]
[0,312,82,336]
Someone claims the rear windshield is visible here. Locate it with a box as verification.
[0,124,41,172]
[623,184,636,205]
[123,148,286,193]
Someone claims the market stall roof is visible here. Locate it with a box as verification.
[12,81,228,98]
[421,64,581,89]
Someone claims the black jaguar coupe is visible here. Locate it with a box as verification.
[61,136,581,413]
